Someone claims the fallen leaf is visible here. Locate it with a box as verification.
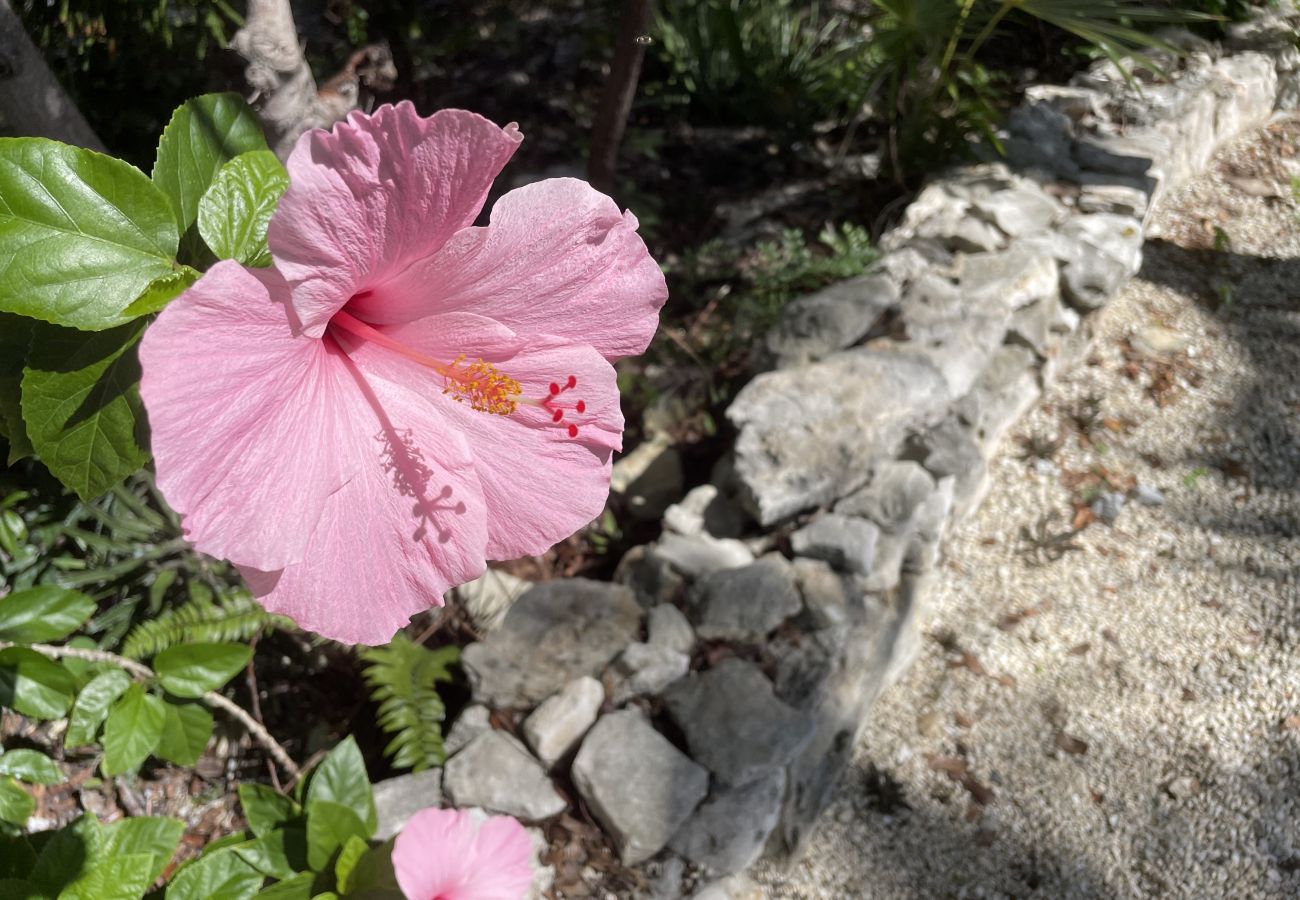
[1217,458,1251,481]
[1055,733,1089,755]
[961,773,995,806]
[1181,688,1197,702]
[1282,716,1300,731]
[996,674,1017,688]
[1068,642,1092,657]
[1102,628,1119,644]
[954,712,974,729]
[926,754,968,778]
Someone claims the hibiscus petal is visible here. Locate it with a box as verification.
[270,103,522,337]
[461,815,534,900]
[392,808,481,900]
[352,178,667,361]
[241,349,489,645]
[138,262,354,572]
[361,319,622,560]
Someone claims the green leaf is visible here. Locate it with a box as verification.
[0,376,31,464]
[20,321,149,501]
[238,784,301,839]
[332,835,368,895]
[232,829,306,880]
[57,852,155,900]
[65,669,132,748]
[30,815,103,897]
[253,873,313,900]
[0,648,76,718]
[0,880,42,900]
[0,835,37,879]
[0,586,96,642]
[164,848,263,900]
[153,94,267,239]
[102,817,183,885]
[155,700,213,766]
[0,778,33,825]
[101,684,165,776]
[197,151,288,267]
[0,750,60,785]
[359,637,457,772]
[338,838,401,899]
[306,738,375,836]
[153,642,252,698]
[0,139,180,331]
[122,266,201,317]
[304,800,367,873]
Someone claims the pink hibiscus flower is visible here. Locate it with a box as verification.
[392,807,533,900]
[139,103,666,644]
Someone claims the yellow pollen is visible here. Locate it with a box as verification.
[441,355,521,415]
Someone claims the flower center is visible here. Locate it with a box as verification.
[328,310,587,437]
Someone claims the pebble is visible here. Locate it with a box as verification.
[1091,491,1127,524]
[1132,483,1166,507]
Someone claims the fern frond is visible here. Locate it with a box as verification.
[121,590,285,659]
[359,634,459,772]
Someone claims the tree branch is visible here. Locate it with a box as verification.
[1,640,301,781]
[231,0,394,159]
[587,0,654,194]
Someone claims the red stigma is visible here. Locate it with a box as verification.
[539,373,586,440]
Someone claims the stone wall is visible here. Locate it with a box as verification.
[372,8,1300,897]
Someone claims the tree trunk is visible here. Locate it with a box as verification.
[0,0,104,150]
[587,0,654,195]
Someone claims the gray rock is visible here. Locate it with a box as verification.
[571,710,709,864]
[443,704,491,758]
[654,532,756,581]
[958,246,1060,310]
[372,769,444,841]
[615,545,687,608]
[834,461,936,531]
[728,348,951,525]
[1072,130,1170,180]
[610,642,690,704]
[904,418,988,520]
[1008,292,1079,360]
[970,186,1065,238]
[1005,101,1079,177]
[647,603,695,656]
[894,182,1008,253]
[611,436,685,521]
[957,345,1042,452]
[1091,491,1127,525]
[689,556,802,641]
[1077,182,1151,217]
[663,484,743,540]
[443,731,565,821]
[1058,214,1145,310]
[790,514,879,576]
[665,659,816,786]
[1166,775,1200,801]
[1132,483,1166,507]
[522,676,605,769]
[1024,83,1105,121]
[462,579,642,707]
[892,272,1012,398]
[670,770,786,874]
[791,558,853,630]
[454,569,532,633]
[760,272,898,370]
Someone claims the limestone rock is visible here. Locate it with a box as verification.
[670,770,786,874]
[957,345,1042,452]
[610,641,690,704]
[443,704,491,758]
[663,484,743,540]
[654,533,755,581]
[1008,292,1079,360]
[791,557,854,630]
[372,768,443,841]
[571,710,709,864]
[760,272,898,370]
[462,579,641,707]
[957,246,1059,310]
[891,272,1012,398]
[615,545,687,608]
[689,556,802,641]
[522,676,604,769]
[790,514,879,576]
[443,731,565,821]
[454,569,532,633]
[727,348,951,525]
[647,603,695,656]
[904,419,988,521]
[665,658,816,786]
[834,461,936,532]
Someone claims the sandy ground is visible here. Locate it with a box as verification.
[754,117,1300,899]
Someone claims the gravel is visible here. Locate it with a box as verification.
[754,116,1300,898]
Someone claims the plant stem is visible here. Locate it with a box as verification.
[0,640,301,780]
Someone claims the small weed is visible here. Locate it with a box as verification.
[1184,466,1211,489]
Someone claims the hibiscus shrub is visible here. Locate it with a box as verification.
[0,84,664,896]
